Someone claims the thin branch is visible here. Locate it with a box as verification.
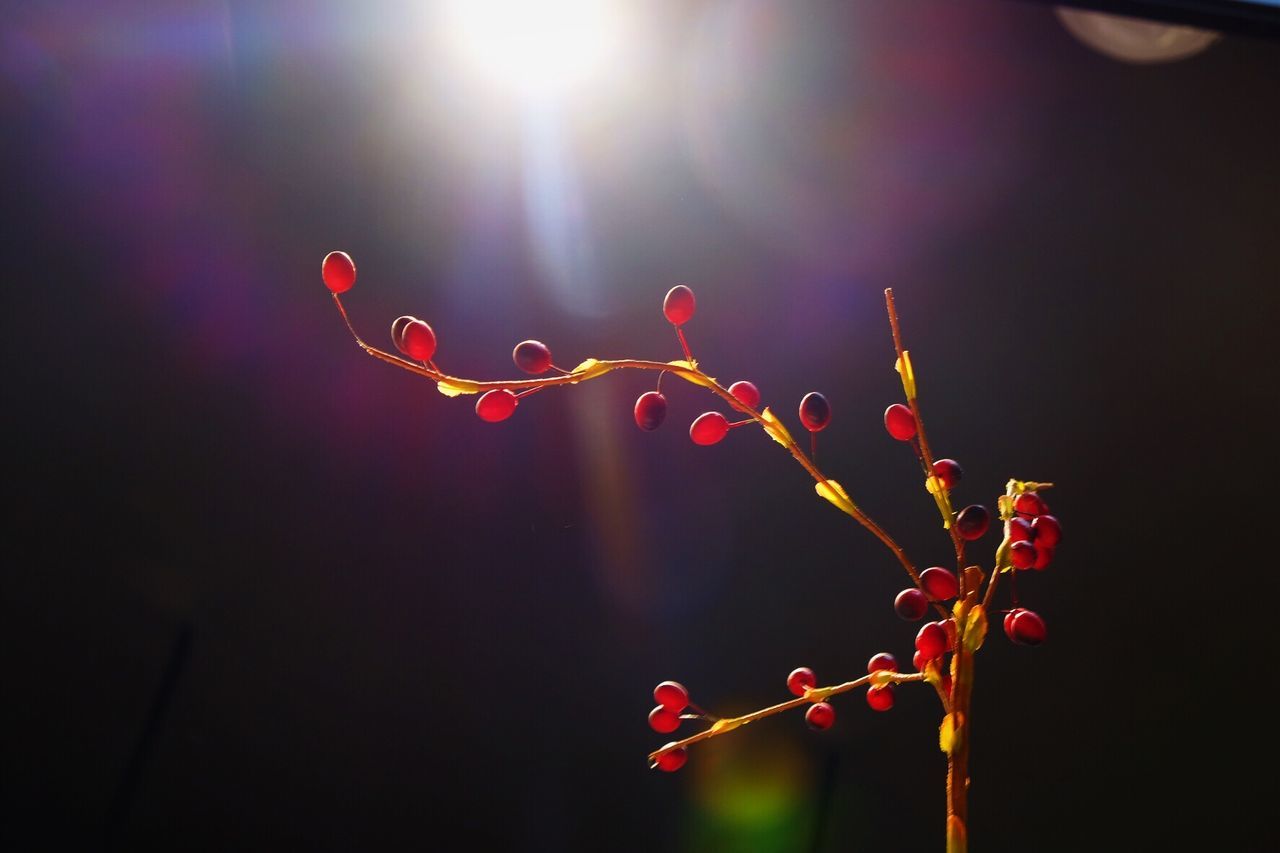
[884,289,968,585]
[647,672,927,762]
[981,565,1003,614]
[334,292,932,594]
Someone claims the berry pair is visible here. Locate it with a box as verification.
[391,310,524,425]
[476,340,560,422]
[685,387,824,448]
[883,404,967,495]
[391,315,437,363]
[866,653,897,712]
[787,667,837,730]
[648,680,690,736]
[1003,608,1047,646]
[634,380,759,437]
[893,567,957,621]
[915,619,955,661]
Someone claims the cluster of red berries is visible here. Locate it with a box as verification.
[784,655,899,735]
[324,249,1062,776]
[323,253,835,445]
[647,681,692,772]
[323,250,556,424]
[1005,492,1061,572]
[874,397,1060,650]
[638,286,834,449]
[1000,490,1060,646]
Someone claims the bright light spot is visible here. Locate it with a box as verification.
[441,0,629,97]
[1055,8,1219,64]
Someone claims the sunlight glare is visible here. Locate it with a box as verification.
[442,0,628,97]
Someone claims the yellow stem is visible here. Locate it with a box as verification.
[647,672,927,762]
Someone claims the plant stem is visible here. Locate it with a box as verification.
[947,635,973,853]
[333,292,943,604]
[882,288,982,851]
[882,290,968,585]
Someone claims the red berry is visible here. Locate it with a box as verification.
[912,651,925,671]
[401,319,437,362]
[883,403,917,441]
[690,412,730,445]
[1006,609,1047,646]
[653,681,689,712]
[476,389,518,422]
[663,285,696,326]
[894,587,928,621]
[1003,608,1021,637]
[920,567,958,601]
[649,705,681,734]
[634,391,668,431]
[1009,541,1037,570]
[1033,546,1054,570]
[867,652,898,674]
[1033,515,1062,548]
[915,622,948,660]
[787,667,817,697]
[866,685,895,712]
[391,315,416,353]
[956,505,990,541]
[728,380,761,409]
[321,251,356,293]
[932,458,963,489]
[798,392,831,432]
[513,340,552,374]
[805,702,836,731]
[1014,492,1047,517]
[1006,517,1034,544]
[654,747,687,772]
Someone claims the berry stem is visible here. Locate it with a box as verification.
[675,327,693,364]
[646,671,926,764]
[685,702,718,721]
[332,292,934,598]
[981,479,1021,615]
[981,563,1002,614]
[929,669,952,712]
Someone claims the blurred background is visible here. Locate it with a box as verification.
[3,1,1278,850]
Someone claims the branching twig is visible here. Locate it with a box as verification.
[334,291,940,602]
[647,671,928,763]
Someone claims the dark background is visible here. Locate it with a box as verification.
[3,1,1278,850]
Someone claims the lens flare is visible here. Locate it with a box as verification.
[441,0,628,96]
